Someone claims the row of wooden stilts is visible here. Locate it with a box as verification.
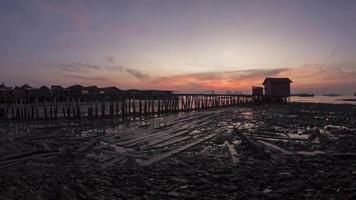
[2,94,252,121]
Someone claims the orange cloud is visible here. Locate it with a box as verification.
[148,68,287,92]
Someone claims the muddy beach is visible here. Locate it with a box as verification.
[0,103,356,199]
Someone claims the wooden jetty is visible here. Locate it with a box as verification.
[0,92,253,121]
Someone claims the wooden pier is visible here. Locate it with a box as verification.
[0,93,253,121]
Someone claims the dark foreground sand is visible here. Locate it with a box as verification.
[0,103,355,199]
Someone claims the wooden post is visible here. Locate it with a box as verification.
[101,98,105,118]
[144,95,147,115]
[110,99,114,118]
[139,96,142,117]
[95,99,98,118]
[157,96,161,114]
[54,97,58,119]
[11,99,14,120]
[31,103,34,120]
[121,95,125,120]
[66,97,71,119]
[151,96,154,114]
[44,98,48,119]
[49,98,53,119]
[116,96,119,117]
[132,96,136,119]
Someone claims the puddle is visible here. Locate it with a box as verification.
[324,125,355,132]
[288,133,309,140]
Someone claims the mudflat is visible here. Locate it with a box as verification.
[0,103,355,199]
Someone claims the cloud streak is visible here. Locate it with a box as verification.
[150,68,288,92]
[106,56,115,64]
[49,61,151,81]
[48,61,356,94]
[124,68,151,81]
[149,64,356,94]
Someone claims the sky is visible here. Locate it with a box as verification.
[0,0,356,94]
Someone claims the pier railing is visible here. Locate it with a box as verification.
[0,93,253,121]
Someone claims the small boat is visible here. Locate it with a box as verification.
[293,93,314,97]
[323,93,340,97]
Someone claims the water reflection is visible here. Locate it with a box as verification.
[291,96,356,105]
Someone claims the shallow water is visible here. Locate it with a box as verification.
[291,95,356,105]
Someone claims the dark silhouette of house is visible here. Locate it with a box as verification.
[51,85,64,91]
[0,82,5,89]
[39,86,50,95]
[66,85,86,95]
[252,86,263,96]
[40,85,49,90]
[85,86,99,95]
[0,82,11,91]
[126,89,142,95]
[263,78,292,97]
[66,84,85,90]
[40,85,50,91]
[99,87,122,95]
[20,84,32,90]
[0,82,12,97]
[149,90,173,95]
[13,84,33,96]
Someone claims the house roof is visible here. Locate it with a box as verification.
[40,85,50,90]
[51,85,64,90]
[101,86,121,90]
[263,78,292,85]
[66,85,85,90]
[86,86,99,90]
[20,84,32,89]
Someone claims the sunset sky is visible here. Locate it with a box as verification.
[0,0,356,94]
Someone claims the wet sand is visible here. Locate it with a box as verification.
[0,103,355,199]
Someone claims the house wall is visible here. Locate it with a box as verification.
[252,87,263,96]
[267,82,290,96]
[264,82,271,96]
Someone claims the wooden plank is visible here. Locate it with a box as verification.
[226,141,240,164]
[139,120,213,149]
[256,140,294,155]
[144,136,191,150]
[101,156,126,168]
[118,115,213,147]
[233,128,279,161]
[76,138,99,153]
[140,130,221,166]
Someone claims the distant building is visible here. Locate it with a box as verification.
[0,82,12,97]
[263,78,292,97]
[0,82,5,89]
[66,85,86,95]
[0,82,11,90]
[39,85,50,95]
[13,84,32,96]
[99,87,122,95]
[149,90,173,95]
[85,86,99,95]
[40,85,50,90]
[51,85,64,91]
[252,86,263,96]
[20,84,32,90]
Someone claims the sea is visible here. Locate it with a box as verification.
[291,95,356,105]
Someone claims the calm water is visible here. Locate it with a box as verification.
[291,96,356,105]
